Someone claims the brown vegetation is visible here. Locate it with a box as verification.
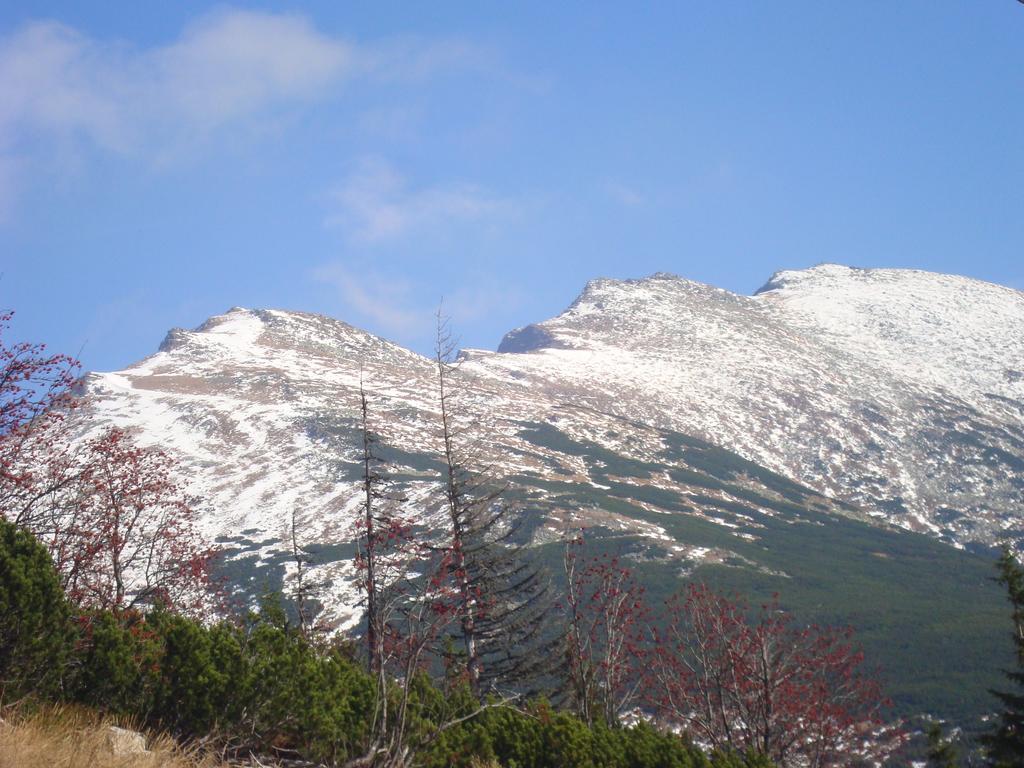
[0,706,221,768]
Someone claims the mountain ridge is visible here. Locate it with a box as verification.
[485,264,1023,544]
[75,264,1024,719]
[86,264,1024,552]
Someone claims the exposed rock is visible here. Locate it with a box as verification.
[497,323,568,353]
[104,725,148,756]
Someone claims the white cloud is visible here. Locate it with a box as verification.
[361,37,482,82]
[326,157,508,243]
[317,157,521,335]
[0,10,487,208]
[0,22,133,151]
[155,11,352,133]
[0,12,354,156]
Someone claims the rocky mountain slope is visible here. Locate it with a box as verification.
[80,263,1024,721]
[490,264,1024,546]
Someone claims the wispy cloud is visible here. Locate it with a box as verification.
[312,262,423,336]
[326,157,511,244]
[317,155,522,337]
[313,260,523,341]
[360,37,484,82]
[154,11,353,134]
[0,10,484,205]
[603,181,645,208]
[0,11,352,154]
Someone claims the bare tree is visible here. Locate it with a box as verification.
[289,505,317,637]
[562,531,650,726]
[10,425,215,616]
[0,309,85,529]
[349,380,512,768]
[2,312,215,616]
[352,376,417,761]
[647,584,895,768]
[69,426,214,615]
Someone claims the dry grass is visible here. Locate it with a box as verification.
[0,705,223,768]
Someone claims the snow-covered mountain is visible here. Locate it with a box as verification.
[490,264,1024,545]
[78,264,1024,721]
[83,263,1024,593]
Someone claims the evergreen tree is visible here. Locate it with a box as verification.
[986,548,1024,766]
[926,722,959,768]
[0,517,72,701]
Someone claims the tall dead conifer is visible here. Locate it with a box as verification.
[432,307,554,698]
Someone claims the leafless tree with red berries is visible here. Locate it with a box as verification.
[1,310,214,616]
[562,531,651,727]
[647,584,895,768]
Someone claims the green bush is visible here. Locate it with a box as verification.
[48,591,779,767]
[70,609,162,713]
[65,597,374,764]
[62,601,771,767]
[0,543,777,767]
[147,609,241,736]
[421,700,734,768]
[234,607,373,763]
[0,518,72,702]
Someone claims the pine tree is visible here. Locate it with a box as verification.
[985,548,1024,766]
[0,517,72,701]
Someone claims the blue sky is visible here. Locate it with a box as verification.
[1,2,1022,372]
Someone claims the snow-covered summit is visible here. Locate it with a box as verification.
[66,263,1022,722]
[755,263,1024,405]
[498,272,754,354]
[80,264,1024,626]
[483,264,1024,544]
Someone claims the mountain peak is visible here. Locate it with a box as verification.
[755,263,857,294]
[754,262,1020,299]
[153,306,424,363]
[69,263,1024,722]
[753,263,1024,405]
[498,272,750,355]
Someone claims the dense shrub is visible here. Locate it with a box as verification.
[147,610,243,735]
[65,598,374,764]
[232,605,373,763]
[61,601,769,767]
[70,609,162,714]
[0,524,777,766]
[420,701,769,768]
[0,517,72,702]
